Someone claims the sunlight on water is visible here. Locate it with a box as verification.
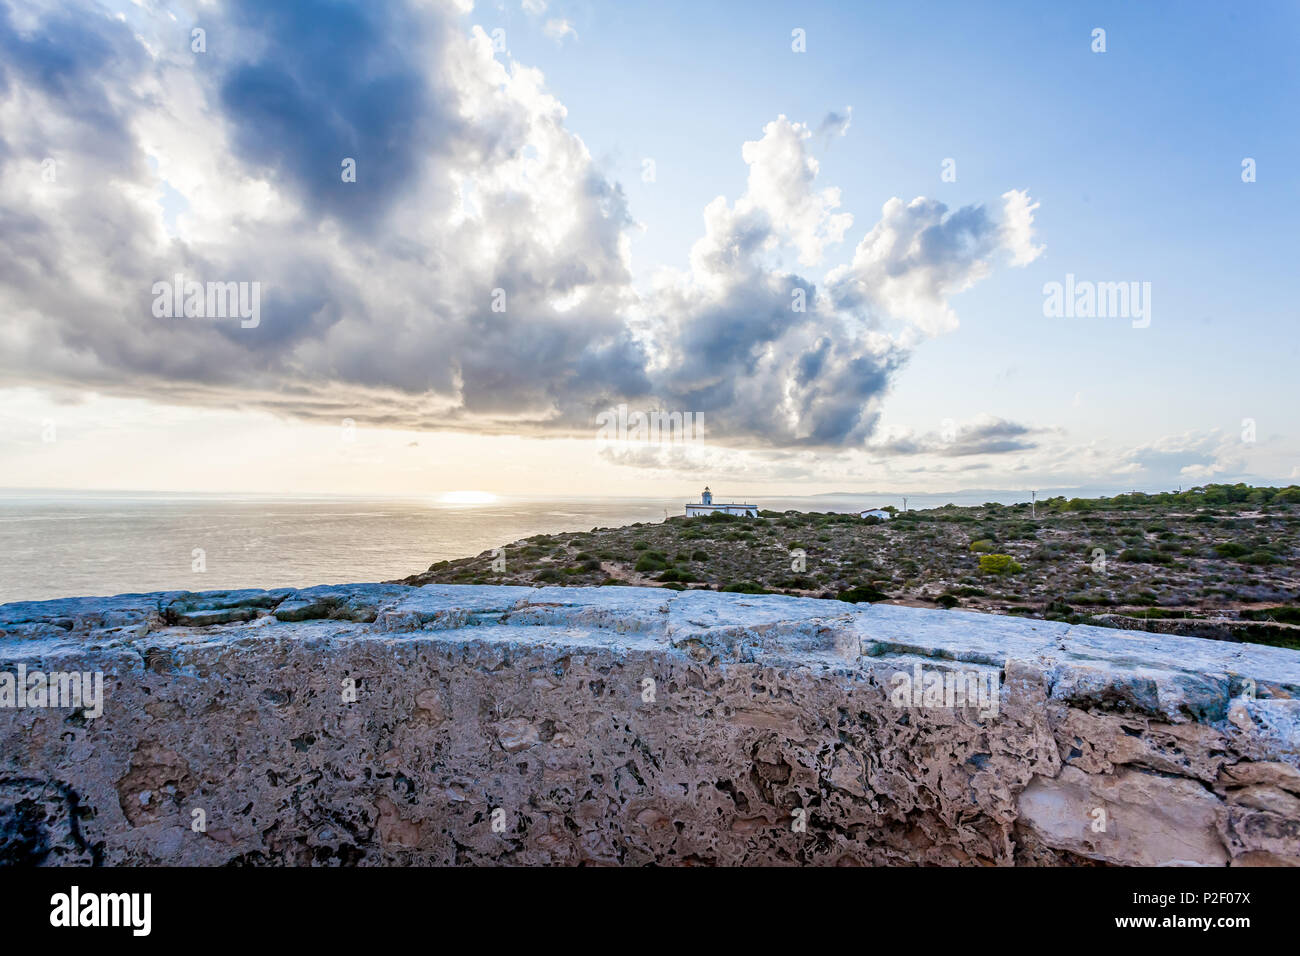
[0,488,1105,603]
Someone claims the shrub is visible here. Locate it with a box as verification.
[968,539,995,553]
[721,581,769,594]
[935,594,960,609]
[776,576,814,590]
[691,550,709,562]
[656,568,696,583]
[978,554,1023,575]
[1119,549,1172,564]
[1067,591,1116,606]
[1213,542,1250,557]
[837,584,889,603]
[634,553,668,573]
[1242,606,1300,625]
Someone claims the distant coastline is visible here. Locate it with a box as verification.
[5,484,1297,613]
[406,484,1300,651]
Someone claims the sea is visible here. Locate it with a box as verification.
[0,487,1131,603]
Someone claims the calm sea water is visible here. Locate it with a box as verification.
[0,488,1080,603]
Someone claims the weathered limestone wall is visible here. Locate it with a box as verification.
[1,584,1297,866]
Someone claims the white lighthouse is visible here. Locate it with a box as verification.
[685,486,757,518]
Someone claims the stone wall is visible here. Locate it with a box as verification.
[1,584,1296,866]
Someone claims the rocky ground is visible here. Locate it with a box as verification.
[4,583,1298,865]
[401,484,1300,650]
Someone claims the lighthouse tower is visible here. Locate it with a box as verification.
[684,486,757,518]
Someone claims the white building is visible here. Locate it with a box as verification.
[859,507,892,520]
[685,486,758,518]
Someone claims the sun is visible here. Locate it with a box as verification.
[438,490,498,505]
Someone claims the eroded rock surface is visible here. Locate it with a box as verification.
[1,584,1296,866]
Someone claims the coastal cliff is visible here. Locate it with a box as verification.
[2,584,1297,866]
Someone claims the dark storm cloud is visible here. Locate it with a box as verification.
[217,0,458,229]
[0,1,145,183]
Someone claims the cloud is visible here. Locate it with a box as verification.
[215,0,457,229]
[815,107,853,141]
[0,0,1043,454]
[870,416,1044,458]
[825,191,1041,340]
[543,18,576,42]
[1000,188,1046,266]
[735,115,854,267]
[1118,431,1245,484]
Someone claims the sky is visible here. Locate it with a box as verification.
[0,0,1297,498]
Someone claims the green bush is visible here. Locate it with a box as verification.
[978,554,1023,575]
[1213,542,1249,557]
[691,550,709,562]
[1119,549,1172,564]
[837,584,889,603]
[656,568,696,583]
[1242,606,1300,625]
[968,539,995,553]
[721,581,769,594]
[776,576,815,590]
[634,553,668,573]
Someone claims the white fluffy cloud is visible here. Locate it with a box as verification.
[825,189,1043,340]
[734,116,854,267]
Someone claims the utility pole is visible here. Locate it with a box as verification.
[1031,489,1037,519]
[902,496,908,512]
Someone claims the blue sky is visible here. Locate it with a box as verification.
[0,0,1296,496]
[514,0,1300,443]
